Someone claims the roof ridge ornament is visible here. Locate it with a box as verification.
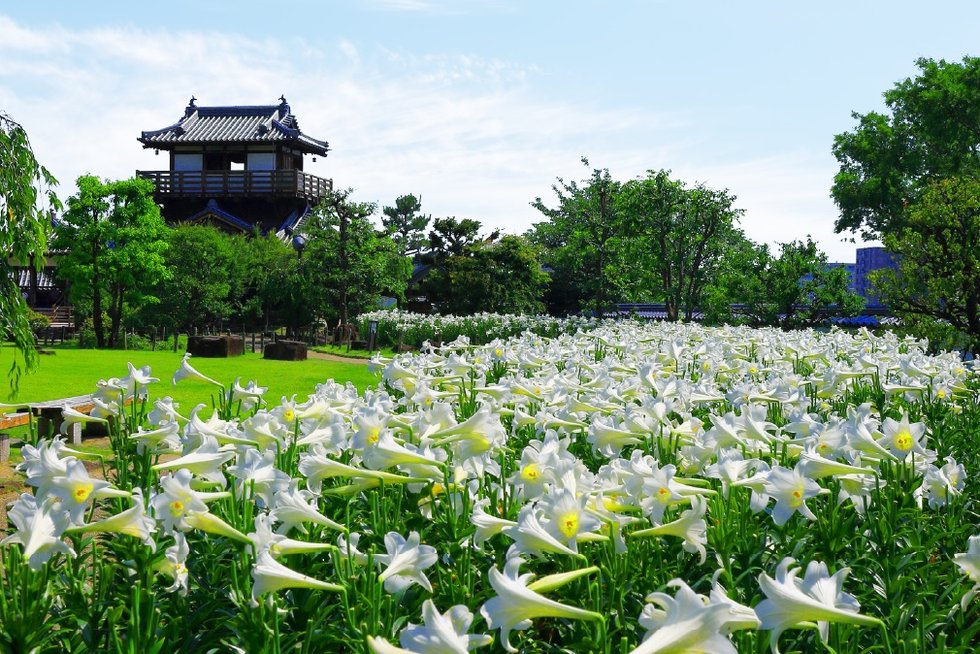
[185,95,198,118]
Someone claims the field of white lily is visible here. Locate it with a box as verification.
[357,309,599,347]
[2,320,979,653]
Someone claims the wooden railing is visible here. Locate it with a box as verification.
[33,305,73,327]
[137,170,333,202]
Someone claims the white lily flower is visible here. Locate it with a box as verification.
[763,465,827,526]
[68,487,157,549]
[123,362,159,398]
[185,404,257,449]
[48,458,128,523]
[480,555,602,653]
[797,447,876,480]
[238,411,289,451]
[0,494,76,570]
[428,405,507,459]
[184,510,251,544]
[630,495,709,564]
[587,415,643,457]
[129,422,182,454]
[372,599,493,653]
[537,486,603,553]
[59,405,108,436]
[17,438,72,494]
[172,353,223,387]
[754,557,881,652]
[148,396,187,426]
[149,468,228,534]
[152,435,235,486]
[916,456,966,509]
[250,547,344,606]
[503,504,581,559]
[232,377,268,410]
[337,532,371,567]
[227,448,291,508]
[954,535,980,609]
[875,412,928,461]
[363,432,445,471]
[269,482,346,534]
[709,569,762,633]
[633,578,741,654]
[470,498,517,549]
[248,514,335,557]
[376,531,437,594]
[154,533,190,595]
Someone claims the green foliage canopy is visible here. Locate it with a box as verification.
[832,56,980,239]
[872,176,980,351]
[305,188,411,327]
[724,238,864,329]
[382,194,430,256]
[53,175,171,348]
[0,112,61,391]
[429,235,549,315]
[530,162,622,315]
[148,224,241,334]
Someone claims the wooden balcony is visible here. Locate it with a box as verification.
[137,170,333,203]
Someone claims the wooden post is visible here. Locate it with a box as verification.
[68,421,82,446]
[0,432,9,463]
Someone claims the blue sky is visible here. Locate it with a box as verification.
[3,1,979,260]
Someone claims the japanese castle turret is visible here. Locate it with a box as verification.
[137,96,331,236]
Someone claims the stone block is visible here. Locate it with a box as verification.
[187,335,244,357]
[263,340,308,361]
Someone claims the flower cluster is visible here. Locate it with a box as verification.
[2,322,978,652]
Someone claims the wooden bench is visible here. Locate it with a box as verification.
[0,394,109,463]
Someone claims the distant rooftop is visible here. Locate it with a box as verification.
[138,96,329,156]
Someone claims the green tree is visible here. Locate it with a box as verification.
[237,234,297,331]
[531,160,622,315]
[428,216,492,262]
[382,194,430,256]
[617,170,745,321]
[306,189,411,327]
[732,239,864,329]
[430,235,549,315]
[832,56,980,239]
[832,56,980,350]
[0,112,61,391]
[53,176,171,348]
[149,224,237,336]
[871,177,980,351]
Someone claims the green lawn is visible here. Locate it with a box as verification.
[2,345,379,411]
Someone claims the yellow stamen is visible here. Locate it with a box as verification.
[558,512,579,539]
[895,429,913,452]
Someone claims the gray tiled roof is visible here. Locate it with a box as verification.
[139,99,329,155]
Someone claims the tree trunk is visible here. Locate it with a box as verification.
[338,204,349,327]
[109,284,123,347]
[92,240,105,348]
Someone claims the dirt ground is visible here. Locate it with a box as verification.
[307,350,372,364]
[0,437,111,530]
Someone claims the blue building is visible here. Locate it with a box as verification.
[855,247,897,307]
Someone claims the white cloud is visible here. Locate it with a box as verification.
[364,0,517,14]
[0,13,864,262]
